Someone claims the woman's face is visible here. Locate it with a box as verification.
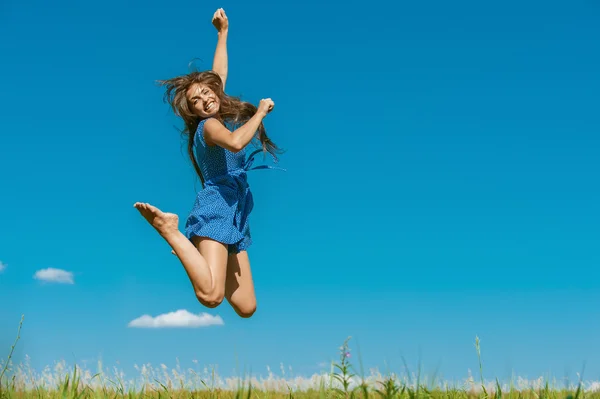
[186,83,220,118]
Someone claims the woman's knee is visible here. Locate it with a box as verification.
[234,300,257,318]
[196,288,225,308]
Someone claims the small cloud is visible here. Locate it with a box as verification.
[0,261,6,273]
[128,309,224,328]
[317,361,330,369]
[33,268,74,284]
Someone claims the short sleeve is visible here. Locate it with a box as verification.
[195,119,208,146]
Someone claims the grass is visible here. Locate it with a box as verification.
[1,315,598,399]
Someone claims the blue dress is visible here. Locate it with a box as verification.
[184,118,284,254]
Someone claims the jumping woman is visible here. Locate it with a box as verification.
[134,8,283,318]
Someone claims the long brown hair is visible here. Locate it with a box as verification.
[158,70,282,186]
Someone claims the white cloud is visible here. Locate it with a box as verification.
[33,268,74,284]
[0,261,6,272]
[128,309,224,328]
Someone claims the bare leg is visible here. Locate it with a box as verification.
[191,236,229,307]
[225,250,257,318]
[133,202,227,306]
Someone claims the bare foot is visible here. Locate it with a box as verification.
[133,202,179,239]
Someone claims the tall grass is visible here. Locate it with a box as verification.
[1,316,598,399]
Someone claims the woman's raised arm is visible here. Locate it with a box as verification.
[211,8,229,90]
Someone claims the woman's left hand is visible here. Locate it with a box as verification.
[212,8,228,33]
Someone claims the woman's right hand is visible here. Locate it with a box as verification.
[212,8,228,33]
[258,98,275,116]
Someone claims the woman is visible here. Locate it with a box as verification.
[134,8,283,318]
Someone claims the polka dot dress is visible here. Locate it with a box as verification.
[184,118,284,254]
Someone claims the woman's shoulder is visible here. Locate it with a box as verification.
[195,117,235,148]
[199,117,234,129]
[197,118,212,131]
[196,117,220,137]
[195,118,212,146]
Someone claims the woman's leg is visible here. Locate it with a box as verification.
[225,250,257,318]
[134,202,228,307]
[191,236,229,307]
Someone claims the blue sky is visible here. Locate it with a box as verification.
[1,0,599,385]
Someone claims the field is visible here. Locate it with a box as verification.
[2,317,598,399]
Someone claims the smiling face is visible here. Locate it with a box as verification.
[186,83,220,118]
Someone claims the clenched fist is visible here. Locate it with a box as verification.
[212,8,228,33]
[258,98,275,116]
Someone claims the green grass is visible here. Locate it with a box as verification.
[1,316,598,399]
